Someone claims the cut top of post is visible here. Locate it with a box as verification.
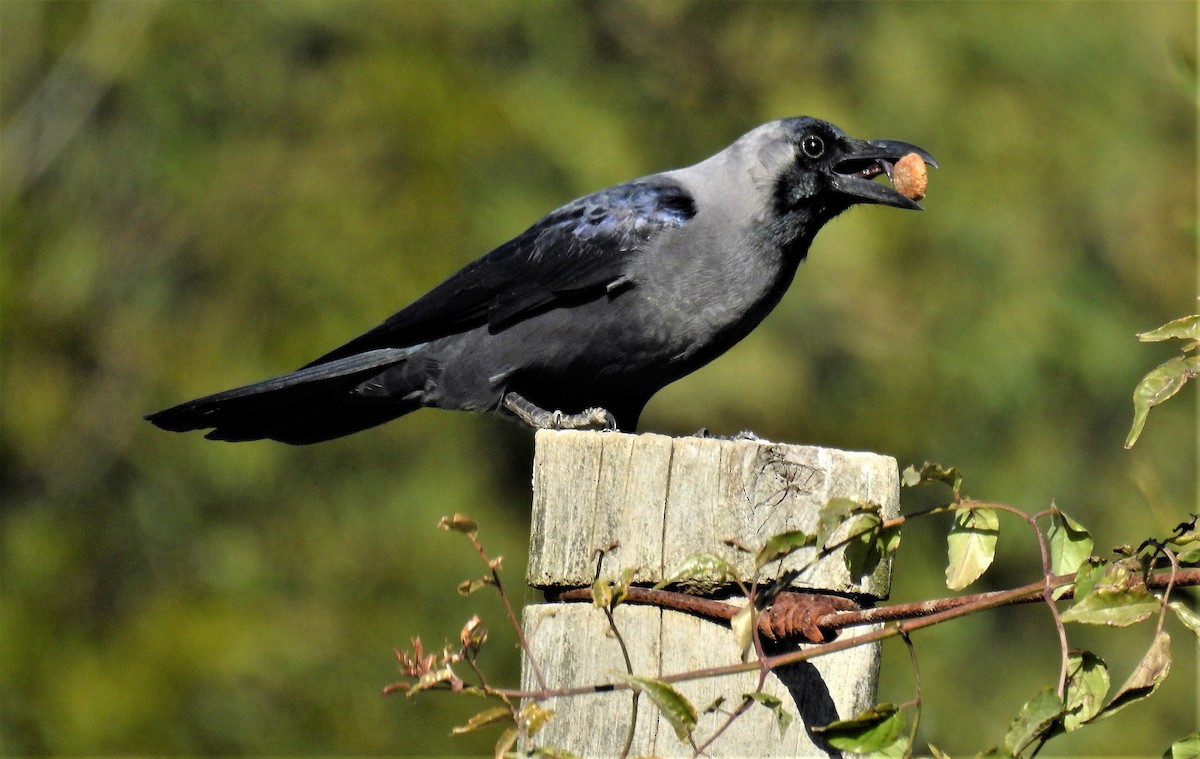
[527,430,899,599]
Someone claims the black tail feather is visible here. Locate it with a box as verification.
[146,348,418,444]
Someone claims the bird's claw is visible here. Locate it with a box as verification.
[503,392,616,431]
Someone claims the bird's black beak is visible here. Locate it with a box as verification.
[828,139,938,210]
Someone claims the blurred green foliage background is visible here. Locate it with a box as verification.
[1,0,1195,755]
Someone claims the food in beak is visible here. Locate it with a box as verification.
[891,152,928,201]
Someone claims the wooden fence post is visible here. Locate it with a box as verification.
[520,430,899,757]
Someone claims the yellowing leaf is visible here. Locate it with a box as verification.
[493,726,518,759]
[516,702,555,736]
[945,507,999,590]
[1089,632,1171,723]
[1062,560,1160,626]
[730,603,754,656]
[451,706,513,735]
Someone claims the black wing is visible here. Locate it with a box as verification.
[306,177,696,366]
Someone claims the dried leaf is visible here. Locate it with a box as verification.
[901,461,964,495]
[458,575,496,596]
[701,695,726,714]
[451,706,513,735]
[460,615,487,651]
[439,513,478,535]
[1090,632,1171,722]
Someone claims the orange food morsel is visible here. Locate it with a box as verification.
[892,152,928,201]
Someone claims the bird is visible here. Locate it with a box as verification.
[146,117,935,444]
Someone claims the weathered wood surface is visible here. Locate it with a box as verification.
[528,430,899,596]
[521,430,898,757]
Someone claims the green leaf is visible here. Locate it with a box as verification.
[1168,530,1200,548]
[754,530,817,570]
[813,703,906,753]
[1070,558,1104,599]
[1137,314,1200,342]
[611,673,697,743]
[1090,631,1171,723]
[451,706,513,735]
[1168,600,1200,634]
[816,498,858,549]
[1063,650,1110,731]
[1125,354,1200,448]
[841,512,886,580]
[945,507,999,590]
[901,461,964,495]
[866,733,910,758]
[745,692,793,737]
[1002,685,1064,755]
[813,500,897,580]
[1177,548,1200,566]
[655,552,740,590]
[1062,559,1161,626]
[1166,732,1200,759]
[1047,508,1093,576]
[438,513,478,535]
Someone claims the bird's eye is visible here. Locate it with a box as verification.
[801,135,825,159]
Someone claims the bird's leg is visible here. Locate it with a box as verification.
[502,392,617,431]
